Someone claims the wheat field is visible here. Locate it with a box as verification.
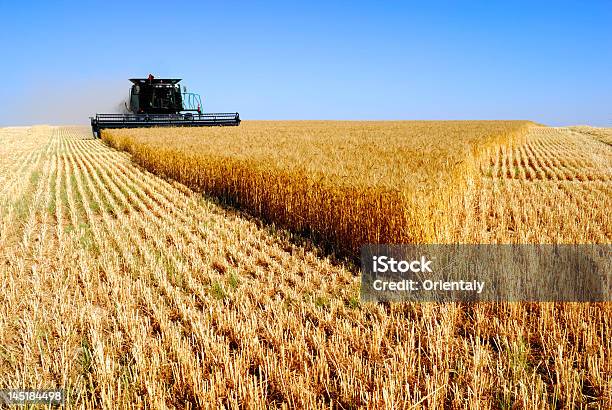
[0,124,610,408]
[104,121,533,257]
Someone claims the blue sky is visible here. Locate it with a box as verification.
[0,1,610,126]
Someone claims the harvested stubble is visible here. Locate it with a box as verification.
[450,127,612,243]
[103,121,533,255]
[568,126,612,146]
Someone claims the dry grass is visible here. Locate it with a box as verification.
[0,124,610,408]
[103,121,533,256]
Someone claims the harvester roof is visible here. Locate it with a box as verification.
[129,78,182,85]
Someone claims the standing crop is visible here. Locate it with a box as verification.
[104,120,533,256]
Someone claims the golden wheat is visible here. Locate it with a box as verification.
[103,121,533,256]
[0,125,609,408]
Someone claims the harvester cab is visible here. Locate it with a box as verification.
[90,74,240,138]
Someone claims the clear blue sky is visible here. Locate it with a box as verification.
[0,1,610,126]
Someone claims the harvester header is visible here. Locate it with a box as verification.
[90,74,240,138]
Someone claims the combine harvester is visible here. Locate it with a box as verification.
[90,74,240,138]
